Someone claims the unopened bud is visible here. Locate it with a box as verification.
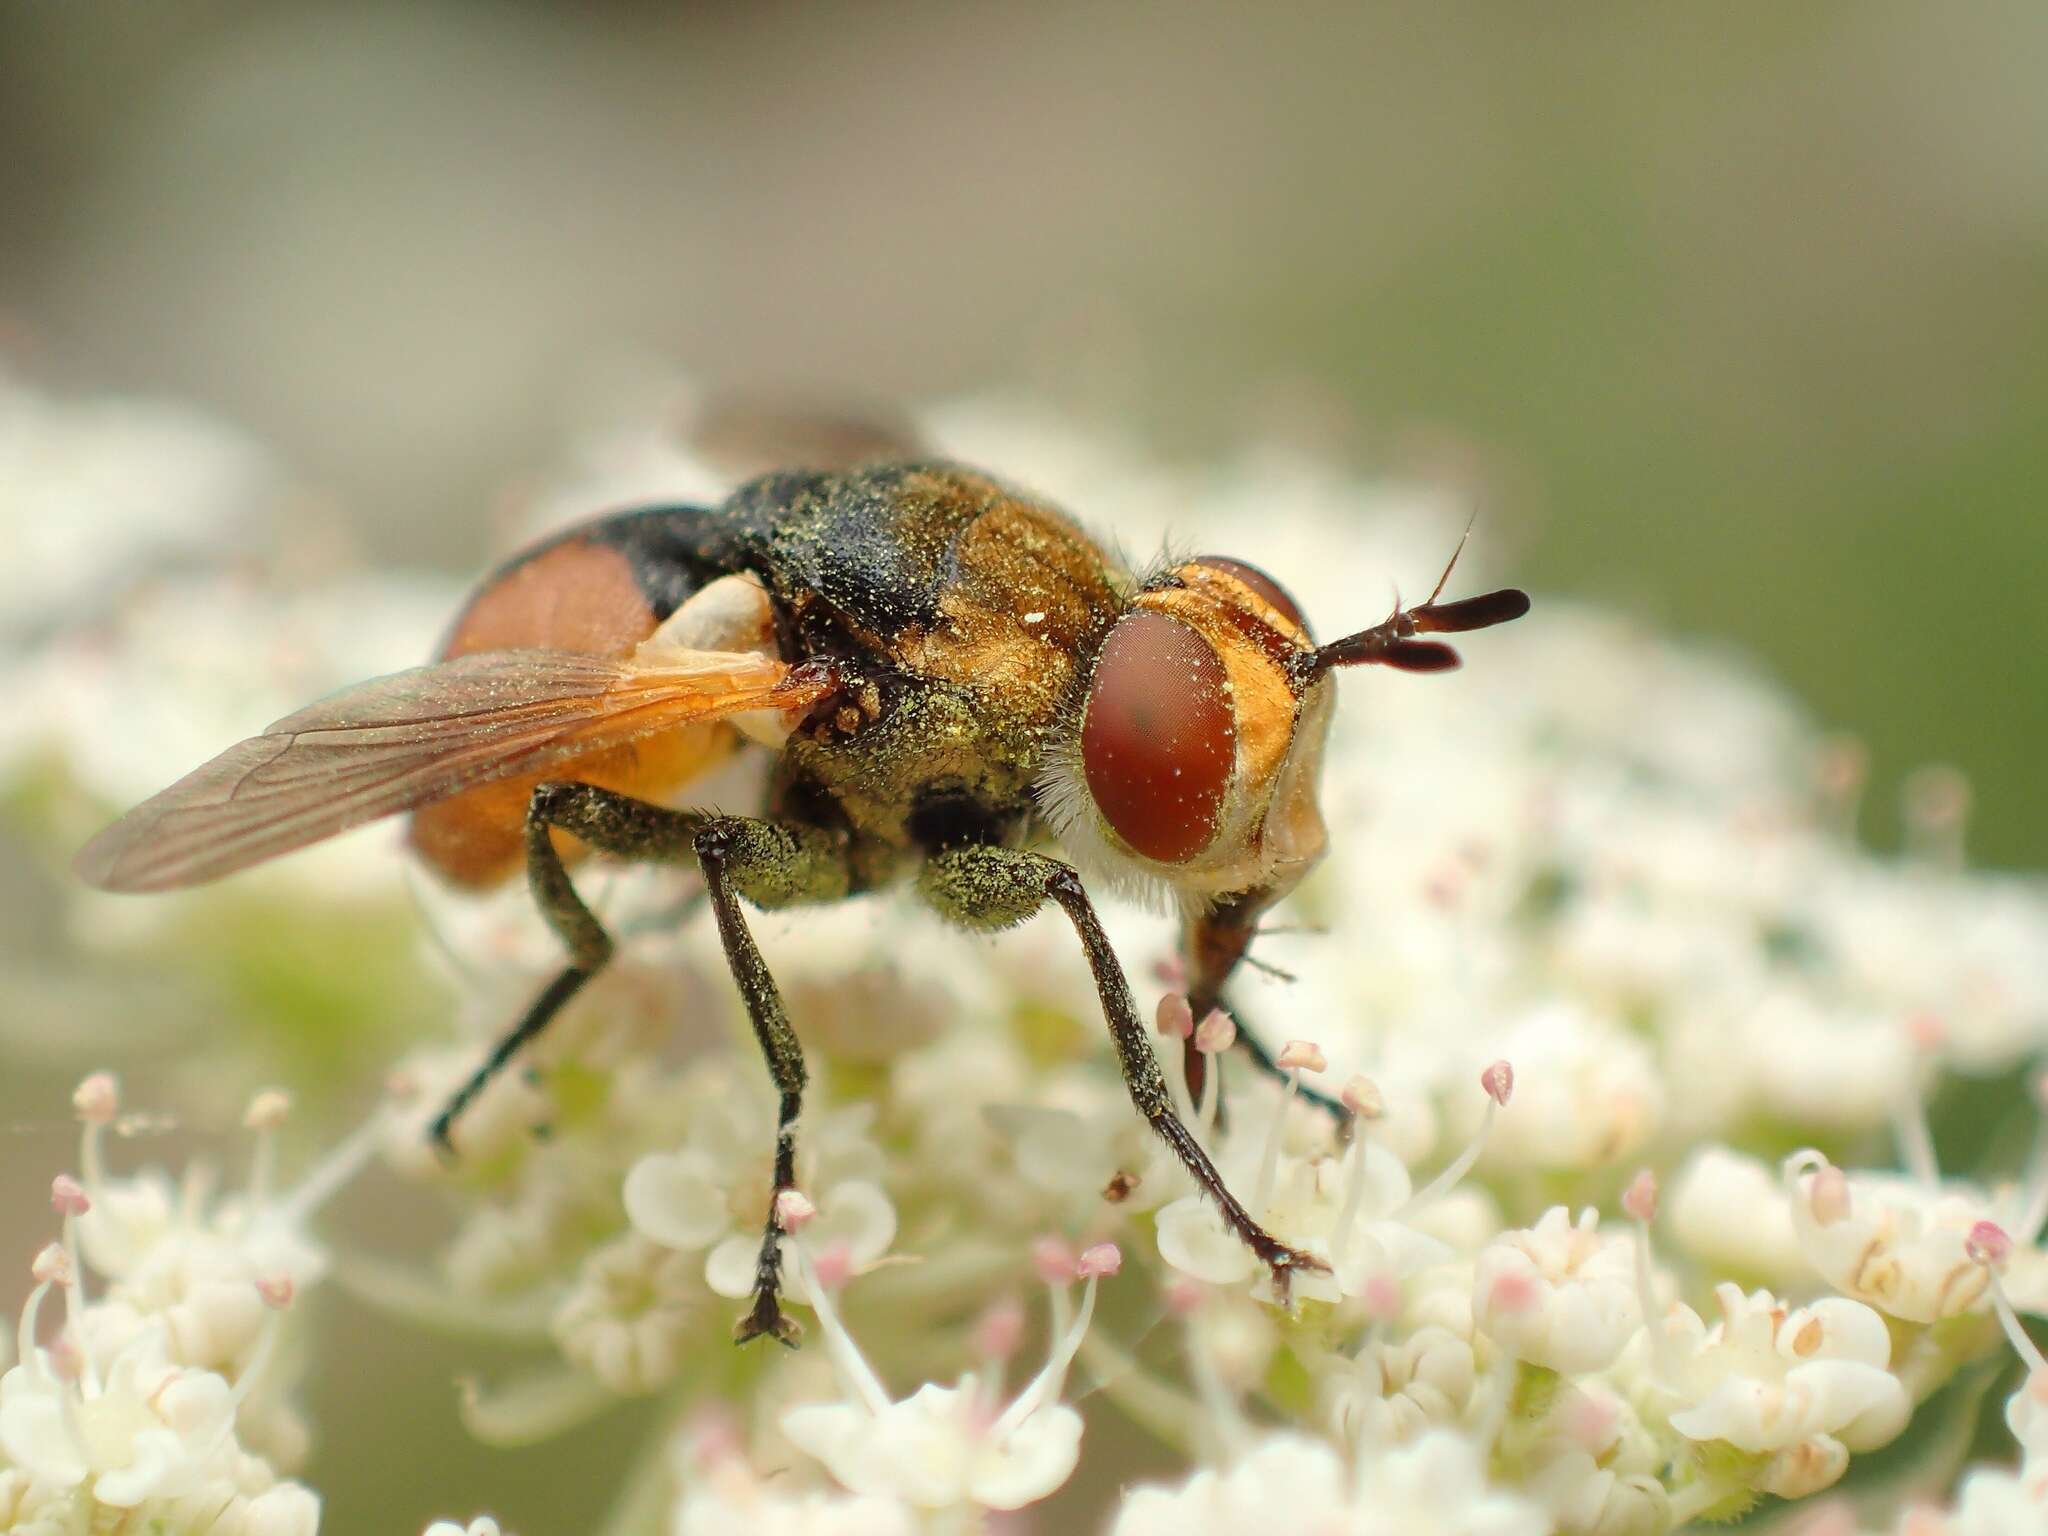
[1162,1277,1205,1317]
[810,1239,854,1292]
[1481,1059,1514,1106]
[244,1089,293,1131]
[1486,1269,1539,1316]
[1031,1236,1079,1285]
[30,1243,71,1286]
[773,1189,817,1233]
[1361,1272,1402,1322]
[1967,1220,2013,1269]
[72,1073,117,1125]
[1621,1169,1658,1224]
[972,1298,1026,1361]
[1077,1242,1122,1279]
[50,1175,90,1218]
[1277,1039,1327,1074]
[1340,1075,1384,1120]
[1154,993,1194,1040]
[1192,1009,1236,1055]
[1807,1166,1851,1227]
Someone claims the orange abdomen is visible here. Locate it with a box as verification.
[408,526,734,887]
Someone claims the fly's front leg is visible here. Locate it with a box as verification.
[922,846,1328,1298]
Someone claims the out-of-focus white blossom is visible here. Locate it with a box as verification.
[1666,1146,1811,1288]
[1112,1428,1548,1535]
[0,367,279,643]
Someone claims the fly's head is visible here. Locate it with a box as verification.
[1042,546,1529,912]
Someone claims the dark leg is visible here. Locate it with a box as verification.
[922,846,1327,1297]
[429,783,639,1154]
[430,783,847,1346]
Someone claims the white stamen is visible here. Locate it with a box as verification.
[784,1239,891,1417]
[1250,1066,1298,1216]
[991,1252,1116,1440]
[1970,1222,2048,1376]
[1626,1172,1676,1386]
[1400,1064,1512,1215]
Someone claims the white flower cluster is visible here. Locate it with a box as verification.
[5,372,2048,1531]
[0,1074,368,1534]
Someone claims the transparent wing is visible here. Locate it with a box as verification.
[74,647,827,892]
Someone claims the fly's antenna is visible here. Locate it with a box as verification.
[1294,526,1529,686]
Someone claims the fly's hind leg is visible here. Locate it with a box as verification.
[921,845,1327,1298]
[427,782,647,1155]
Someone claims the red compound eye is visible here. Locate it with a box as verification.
[1081,612,1236,863]
[1191,555,1310,640]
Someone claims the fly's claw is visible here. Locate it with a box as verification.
[1261,1240,1330,1307]
[734,1291,802,1349]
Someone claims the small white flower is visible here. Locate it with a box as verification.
[1,1305,233,1508]
[423,1519,511,1536]
[1646,1283,1908,1499]
[777,1238,1115,1513]
[1783,1152,1997,1324]
[623,1086,894,1305]
[550,1233,704,1395]
[1473,1208,1642,1374]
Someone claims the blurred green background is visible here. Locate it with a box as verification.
[4,3,2047,1528]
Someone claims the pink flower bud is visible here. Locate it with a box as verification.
[1807,1166,1851,1227]
[1154,993,1194,1039]
[1341,1075,1384,1120]
[1151,955,1188,990]
[1192,1009,1236,1055]
[1967,1220,2013,1268]
[1077,1242,1122,1279]
[1031,1236,1079,1285]
[774,1189,817,1232]
[1361,1272,1401,1322]
[1481,1059,1514,1106]
[1486,1269,1539,1316]
[1905,1012,1945,1053]
[50,1175,90,1218]
[72,1073,117,1125]
[1621,1169,1658,1224]
[1277,1039,1327,1074]
[1162,1278,1205,1318]
[256,1274,296,1310]
[30,1243,70,1285]
[1562,1389,1618,1452]
[244,1089,292,1131]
